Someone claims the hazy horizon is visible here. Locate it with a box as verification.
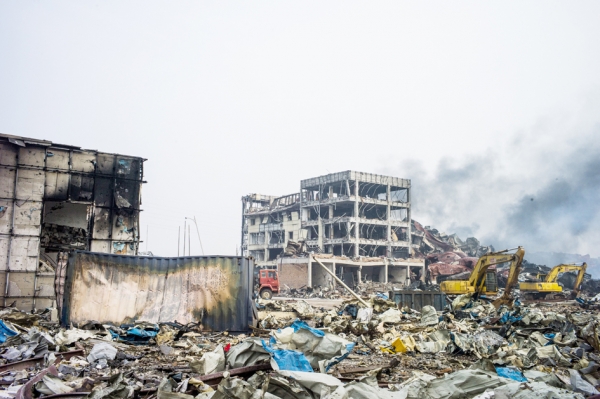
[2,2,599,258]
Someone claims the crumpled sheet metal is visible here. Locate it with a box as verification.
[420,306,439,326]
[202,368,582,399]
[227,338,270,369]
[268,320,355,372]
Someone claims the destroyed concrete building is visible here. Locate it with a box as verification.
[242,171,425,289]
[0,133,144,310]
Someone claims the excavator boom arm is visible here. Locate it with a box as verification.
[545,263,587,295]
[545,263,586,283]
[467,253,518,287]
[491,247,525,308]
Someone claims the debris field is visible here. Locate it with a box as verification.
[2,285,600,399]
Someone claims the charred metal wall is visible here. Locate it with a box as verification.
[62,252,255,332]
[0,133,144,310]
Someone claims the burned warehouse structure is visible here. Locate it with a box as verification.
[0,133,145,310]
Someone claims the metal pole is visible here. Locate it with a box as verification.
[188,225,191,256]
[183,219,187,256]
[312,257,370,307]
[186,217,205,255]
[178,226,180,257]
[146,225,148,252]
[193,216,204,255]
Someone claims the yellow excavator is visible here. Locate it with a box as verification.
[440,247,525,307]
[519,263,587,300]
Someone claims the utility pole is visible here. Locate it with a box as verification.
[186,216,205,255]
[178,226,180,256]
[183,219,187,256]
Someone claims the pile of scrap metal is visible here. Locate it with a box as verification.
[3,290,600,399]
[411,220,498,286]
[413,220,495,259]
[421,238,600,299]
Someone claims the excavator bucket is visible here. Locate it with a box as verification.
[492,247,525,309]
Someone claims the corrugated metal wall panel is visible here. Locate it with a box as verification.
[62,252,255,332]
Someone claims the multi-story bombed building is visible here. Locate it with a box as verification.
[241,171,424,289]
[241,193,301,264]
[300,171,412,258]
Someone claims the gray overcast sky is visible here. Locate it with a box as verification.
[1,2,600,257]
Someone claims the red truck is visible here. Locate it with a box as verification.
[257,269,280,299]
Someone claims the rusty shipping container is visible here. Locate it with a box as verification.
[61,252,255,332]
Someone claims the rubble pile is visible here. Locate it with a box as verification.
[410,221,600,293]
[3,290,600,399]
[412,220,495,259]
[279,285,346,300]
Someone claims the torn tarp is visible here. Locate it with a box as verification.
[267,320,355,373]
[0,320,17,343]
[495,367,527,382]
[262,340,313,372]
[109,324,159,344]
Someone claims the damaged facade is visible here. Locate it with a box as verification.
[0,133,145,310]
[242,171,425,289]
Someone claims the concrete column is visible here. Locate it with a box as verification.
[384,258,389,283]
[346,221,351,242]
[308,254,313,287]
[317,219,323,251]
[354,181,360,257]
[386,183,391,257]
[331,261,336,288]
[406,184,412,255]
[357,265,362,285]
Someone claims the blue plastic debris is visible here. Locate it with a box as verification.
[325,342,356,372]
[342,304,358,318]
[261,340,313,372]
[0,320,17,343]
[376,293,389,300]
[513,298,522,307]
[576,297,586,304]
[500,311,522,324]
[495,366,527,382]
[110,325,159,344]
[290,320,325,337]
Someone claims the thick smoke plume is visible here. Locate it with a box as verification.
[380,108,600,274]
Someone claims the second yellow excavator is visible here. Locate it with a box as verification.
[440,247,525,306]
[519,263,587,300]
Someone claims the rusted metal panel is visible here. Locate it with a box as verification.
[62,252,255,332]
[389,290,447,311]
[428,262,470,282]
